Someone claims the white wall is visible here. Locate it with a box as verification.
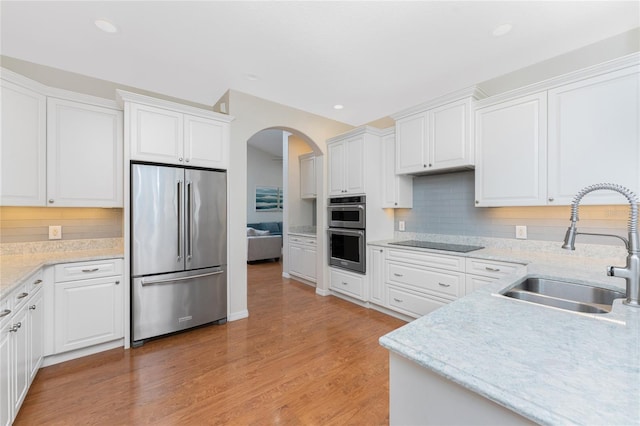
[287,135,314,228]
[246,145,283,224]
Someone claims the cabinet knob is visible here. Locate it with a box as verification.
[178,157,184,162]
[29,305,36,310]
[394,202,398,206]
[428,163,432,167]
[9,322,22,332]
[475,200,479,204]
[115,280,120,285]
[48,199,54,204]
[379,249,383,253]
[185,159,190,163]
[423,164,427,168]
[548,197,554,202]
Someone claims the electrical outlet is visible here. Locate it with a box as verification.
[399,221,406,231]
[515,225,527,240]
[49,225,62,240]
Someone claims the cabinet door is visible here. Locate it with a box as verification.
[381,133,413,208]
[289,244,304,276]
[299,155,316,199]
[11,304,29,416]
[344,136,365,194]
[301,247,317,282]
[429,98,472,170]
[328,142,345,195]
[54,276,123,354]
[130,103,184,165]
[475,92,547,206]
[396,112,427,174]
[548,67,640,205]
[368,247,385,305]
[27,290,44,381]
[183,114,228,169]
[465,274,496,295]
[0,80,46,206]
[0,315,12,426]
[47,98,123,207]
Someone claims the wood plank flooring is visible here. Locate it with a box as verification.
[15,261,405,425]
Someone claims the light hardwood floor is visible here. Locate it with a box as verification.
[15,261,405,425]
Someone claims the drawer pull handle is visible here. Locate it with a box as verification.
[16,292,29,300]
[393,298,403,303]
[485,267,501,272]
[29,305,36,310]
[438,283,451,287]
[82,268,100,273]
[33,279,43,285]
[393,273,403,277]
[342,282,348,286]
[0,309,11,318]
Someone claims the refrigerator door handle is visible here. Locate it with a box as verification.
[187,180,193,261]
[141,270,224,286]
[177,180,183,261]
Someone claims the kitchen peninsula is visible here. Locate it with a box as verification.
[378,237,640,425]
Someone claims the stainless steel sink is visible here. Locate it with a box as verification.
[501,277,626,314]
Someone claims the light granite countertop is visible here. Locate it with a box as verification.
[376,235,640,425]
[1,238,124,299]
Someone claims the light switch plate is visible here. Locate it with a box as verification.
[49,225,62,240]
[399,221,406,231]
[515,225,527,240]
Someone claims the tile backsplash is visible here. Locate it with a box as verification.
[394,171,629,246]
[0,207,123,243]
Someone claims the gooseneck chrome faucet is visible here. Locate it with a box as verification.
[561,183,640,307]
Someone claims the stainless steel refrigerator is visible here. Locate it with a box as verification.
[131,163,227,346]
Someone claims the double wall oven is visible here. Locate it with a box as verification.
[328,195,366,274]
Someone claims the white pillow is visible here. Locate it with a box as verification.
[247,227,257,236]
[254,229,270,236]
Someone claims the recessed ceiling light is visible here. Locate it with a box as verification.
[492,23,512,37]
[333,104,344,110]
[95,19,118,34]
[246,73,259,81]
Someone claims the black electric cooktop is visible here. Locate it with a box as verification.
[389,240,484,253]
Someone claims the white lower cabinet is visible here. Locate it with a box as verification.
[368,247,386,306]
[330,268,366,301]
[0,270,45,426]
[288,235,317,283]
[53,259,124,354]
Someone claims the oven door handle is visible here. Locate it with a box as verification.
[328,228,365,237]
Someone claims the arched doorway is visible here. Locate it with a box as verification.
[245,127,324,294]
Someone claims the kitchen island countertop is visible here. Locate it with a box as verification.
[379,258,640,425]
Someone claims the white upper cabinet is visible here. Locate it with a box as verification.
[0,79,46,206]
[381,130,412,208]
[393,89,483,175]
[475,54,639,207]
[299,153,316,199]
[47,98,123,207]
[547,67,640,205]
[475,92,548,207]
[120,90,233,169]
[327,135,365,196]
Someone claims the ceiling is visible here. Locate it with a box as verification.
[1,1,638,126]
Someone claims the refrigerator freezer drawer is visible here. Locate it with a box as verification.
[132,267,227,343]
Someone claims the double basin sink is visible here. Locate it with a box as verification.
[501,277,625,314]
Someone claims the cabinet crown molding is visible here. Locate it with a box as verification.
[1,67,119,109]
[116,89,234,122]
[475,52,640,108]
[326,125,384,144]
[391,86,487,120]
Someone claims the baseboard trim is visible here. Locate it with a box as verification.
[282,272,291,278]
[228,309,249,321]
[315,288,331,297]
[42,339,124,367]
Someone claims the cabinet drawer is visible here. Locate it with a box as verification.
[288,235,316,247]
[386,248,464,272]
[330,268,365,301]
[387,286,448,319]
[0,294,12,324]
[12,270,42,311]
[387,262,463,299]
[54,259,123,282]
[465,258,524,279]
